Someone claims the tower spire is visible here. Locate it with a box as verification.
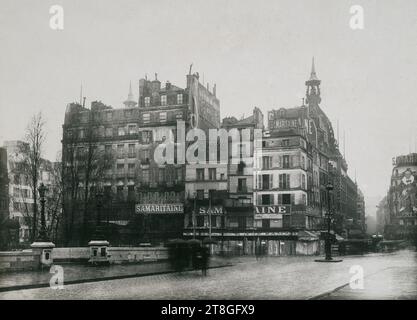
[305,57,321,107]
[123,81,137,108]
[309,57,319,81]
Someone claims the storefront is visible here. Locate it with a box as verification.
[134,203,184,245]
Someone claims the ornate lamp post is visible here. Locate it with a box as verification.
[94,191,104,240]
[37,183,49,242]
[325,182,334,260]
[315,181,342,263]
[31,183,55,268]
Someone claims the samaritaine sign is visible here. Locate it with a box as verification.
[135,203,184,214]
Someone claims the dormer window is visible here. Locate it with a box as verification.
[144,97,150,107]
[161,95,167,106]
[177,94,183,104]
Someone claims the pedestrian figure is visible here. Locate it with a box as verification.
[200,246,209,276]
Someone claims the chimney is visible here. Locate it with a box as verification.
[151,73,161,92]
[166,81,171,90]
[213,84,216,97]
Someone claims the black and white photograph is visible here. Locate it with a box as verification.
[0,0,416,307]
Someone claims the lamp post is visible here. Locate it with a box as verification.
[94,191,104,240]
[325,182,333,260]
[37,183,49,242]
[31,183,55,267]
[315,181,342,263]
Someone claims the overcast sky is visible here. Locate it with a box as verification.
[1,0,417,216]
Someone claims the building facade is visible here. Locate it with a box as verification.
[385,153,417,240]
[2,140,56,246]
[62,71,220,245]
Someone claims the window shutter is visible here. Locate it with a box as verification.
[257,194,262,206]
[279,174,283,189]
[278,194,283,205]
[291,194,295,205]
[286,174,290,189]
[269,174,273,189]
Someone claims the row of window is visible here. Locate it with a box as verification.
[111,166,184,182]
[257,173,306,190]
[77,126,154,140]
[195,168,225,181]
[143,93,183,107]
[256,193,307,206]
[260,154,308,170]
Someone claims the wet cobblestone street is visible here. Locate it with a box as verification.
[0,250,416,300]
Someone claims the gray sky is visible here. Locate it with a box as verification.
[1,0,417,216]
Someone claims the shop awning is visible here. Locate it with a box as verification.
[298,230,320,241]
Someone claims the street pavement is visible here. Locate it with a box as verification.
[0,250,415,300]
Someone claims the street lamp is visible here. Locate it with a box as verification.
[92,190,105,241]
[325,182,333,260]
[315,181,342,263]
[36,183,49,242]
[31,182,55,268]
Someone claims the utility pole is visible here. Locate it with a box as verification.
[193,192,196,239]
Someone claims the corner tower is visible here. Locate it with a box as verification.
[305,57,321,108]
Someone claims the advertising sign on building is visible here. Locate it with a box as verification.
[198,206,224,215]
[135,203,184,214]
[254,205,291,215]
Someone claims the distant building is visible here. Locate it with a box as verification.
[3,140,55,245]
[385,153,417,239]
[356,188,366,232]
[376,195,389,234]
[0,147,8,223]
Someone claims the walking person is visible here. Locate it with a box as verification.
[201,246,209,276]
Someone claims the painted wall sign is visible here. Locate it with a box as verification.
[198,206,224,215]
[254,205,291,215]
[135,203,184,214]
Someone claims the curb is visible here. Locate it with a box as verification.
[0,263,233,293]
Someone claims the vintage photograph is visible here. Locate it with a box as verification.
[0,0,416,303]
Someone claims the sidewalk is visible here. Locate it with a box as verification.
[0,257,233,292]
[319,265,417,300]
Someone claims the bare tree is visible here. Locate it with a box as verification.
[62,110,115,245]
[44,159,63,244]
[18,113,46,242]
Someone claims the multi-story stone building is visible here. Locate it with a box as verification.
[0,148,8,224]
[62,71,220,245]
[2,140,56,246]
[250,60,361,255]
[385,153,417,240]
[182,108,264,255]
[0,147,12,249]
[356,188,366,232]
